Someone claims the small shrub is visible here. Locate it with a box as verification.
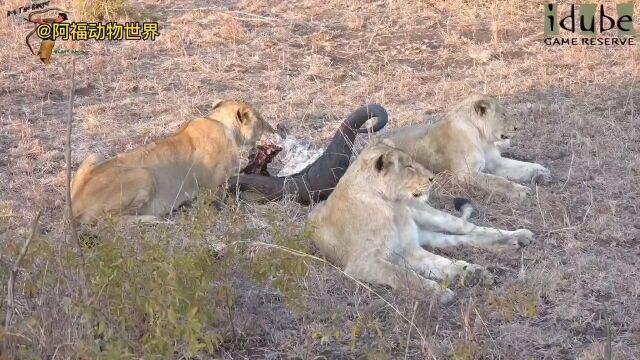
[218,16,247,43]
[2,193,313,358]
[485,290,539,322]
[83,225,222,358]
[75,0,132,21]
[451,341,477,360]
[250,218,311,316]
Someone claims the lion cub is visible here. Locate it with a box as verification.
[71,100,275,224]
[308,143,534,303]
[383,94,551,199]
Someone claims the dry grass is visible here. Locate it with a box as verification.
[1,0,640,358]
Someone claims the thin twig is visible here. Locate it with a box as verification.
[534,183,546,228]
[4,211,41,328]
[64,56,87,300]
[604,308,612,360]
[165,8,277,23]
[474,307,498,353]
[170,158,197,214]
[561,133,575,191]
[580,188,593,226]
[519,247,526,279]
[226,10,275,22]
[404,301,419,360]
[167,7,218,11]
[225,285,237,341]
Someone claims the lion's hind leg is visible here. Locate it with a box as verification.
[467,171,531,199]
[113,169,157,215]
[418,229,533,249]
[344,257,454,304]
[79,167,156,223]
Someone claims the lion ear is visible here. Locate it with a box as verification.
[474,99,491,116]
[212,99,224,110]
[236,109,245,124]
[375,155,385,172]
[381,138,395,147]
[236,107,256,125]
[374,152,395,172]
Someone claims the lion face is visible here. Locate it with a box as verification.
[210,100,276,145]
[455,95,517,142]
[489,102,517,141]
[358,144,435,201]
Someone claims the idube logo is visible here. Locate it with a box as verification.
[544,3,636,46]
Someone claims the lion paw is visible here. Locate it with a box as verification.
[438,288,456,305]
[531,166,552,186]
[511,184,531,199]
[457,263,494,287]
[509,229,534,248]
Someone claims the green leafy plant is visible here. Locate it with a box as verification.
[83,225,221,358]
[250,223,311,316]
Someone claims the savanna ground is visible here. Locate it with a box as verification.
[1,0,639,358]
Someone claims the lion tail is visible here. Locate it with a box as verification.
[453,197,475,221]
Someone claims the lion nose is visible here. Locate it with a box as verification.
[500,134,507,139]
[514,127,518,131]
[428,177,434,181]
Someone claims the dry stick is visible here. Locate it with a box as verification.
[604,308,612,360]
[226,10,275,21]
[166,8,277,22]
[4,211,41,328]
[169,159,197,214]
[473,307,498,353]
[560,133,575,191]
[403,301,419,360]
[64,56,87,300]
[225,286,237,341]
[534,183,546,228]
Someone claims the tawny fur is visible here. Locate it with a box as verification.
[71,100,275,224]
[383,94,551,199]
[308,143,535,304]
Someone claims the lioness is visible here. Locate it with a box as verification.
[308,143,534,303]
[71,100,275,224]
[383,94,551,198]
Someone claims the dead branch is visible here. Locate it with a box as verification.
[64,56,87,300]
[4,211,41,328]
[605,308,613,360]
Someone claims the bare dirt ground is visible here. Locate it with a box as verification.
[1,0,640,358]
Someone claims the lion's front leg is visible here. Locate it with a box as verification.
[408,201,534,246]
[410,200,512,235]
[398,246,494,287]
[409,201,478,234]
[344,257,454,304]
[485,156,551,185]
